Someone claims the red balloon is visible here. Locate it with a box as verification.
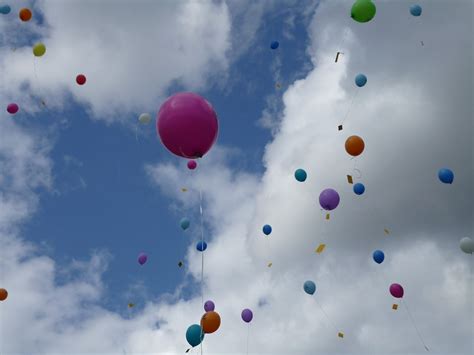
[157,92,218,159]
[187,160,197,170]
[7,103,19,114]
[76,74,86,85]
[389,283,404,298]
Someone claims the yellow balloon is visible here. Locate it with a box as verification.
[33,43,46,57]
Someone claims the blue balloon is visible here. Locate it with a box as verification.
[0,5,11,14]
[438,168,454,184]
[304,280,316,295]
[180,218,190,230]
[353,183,365,195]
[355,74,367,87]
[294,168,307,182]
[410,4,422,16]
[262,224,272,235]
[196,241,207,252]
[186,324,204,347]
[270,41,279,50]
[373,250,385,264]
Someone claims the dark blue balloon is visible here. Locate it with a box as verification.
[410,4,422,16]
[0,5,12,14]
[196,241,207,252]
[373,250,385,264]
[304,280,316,295]
[270,41,279,49]
[294,168,307,182]
[353,183,365,195]
[438,168,454,184]
[262,224,272,235]
[355,74,367,87]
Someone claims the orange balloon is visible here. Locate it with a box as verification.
[200,311,221,334]
[0,288,8,301]
[345,135,365,157]
[19,8,32,21]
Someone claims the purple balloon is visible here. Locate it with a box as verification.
[389,283,404,298]
[204,300,215,312]
[319,188,340,211]
[7,103,19,114]
[138,253,148,265]
[157,92,218,159]
[241,308,253,323]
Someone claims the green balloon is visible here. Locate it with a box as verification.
[351,0,376,23]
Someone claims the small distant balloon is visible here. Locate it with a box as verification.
[270,41,279,49]
[201,311,221,334]
[138,252,148,265]
[19,7,32,21]
[187,160,197,170]
[373,250,385,264]
[196,241,207,252]
[355,73,367,87]
[389,283,404,298]
[294,168,307,182]
[0,288,8,301]
[438,168,454,184]
[410,4,422,16]
[345,135,365,157]
[33,43,46,57]
[76,74,86,85]
[180,218,190,230]
[460,237,474,254]
[304,280,316,295]
[351,0,376,23]
[204,300,215,312]
[353,182,365,195]
[7,103,19,114]
[186,324,204,347]
[319,188,340,211]
[0,5,11,14]
[262,224,272,235]
[241,308,253,323]
[138,113,151,125]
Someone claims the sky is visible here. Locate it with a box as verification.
[0,0,472,354]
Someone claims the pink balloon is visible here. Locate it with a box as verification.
[7,103,19,114]
[389,283,404,298]
[187,160,197,170]
[157,92,218,159]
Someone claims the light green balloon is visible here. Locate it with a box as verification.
[33,43,46,57]
[138,113,151,125]
[351,0,376,23]
[460,237,474,254]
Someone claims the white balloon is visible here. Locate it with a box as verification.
[460,237,474,254]
[138,113,151,125]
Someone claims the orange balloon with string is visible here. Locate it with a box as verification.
[200,311,221,334]
[345,135,365,157]
[19,8,32,21]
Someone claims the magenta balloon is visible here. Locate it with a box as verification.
[187,160,197,170]
[7,103,19,114]
[138,253,148,265]
[241,308,253,323]
[319,188,340,211]
[204,300,215,312]
[157,92,218,159]
[389,283,404,298]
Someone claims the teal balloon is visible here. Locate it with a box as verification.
[186,324,204,347]
[294,169,307,182]
[0,5,11,14]
[180,218,190,230]
[410,5,422,16]
[355,74,367,87]
[304,280,316,295]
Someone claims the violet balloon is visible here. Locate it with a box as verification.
[7,103,19,114]
[241,308,253,323]
[319,188,340,211]
[157,92,218,159]
[204,300,215,312]
[389,283,404,298]
[138,253,148,265]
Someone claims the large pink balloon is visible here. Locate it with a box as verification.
[157,92,218,159]
[389,283,404,298]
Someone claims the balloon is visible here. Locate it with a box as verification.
[460,237,474,254]
[157,92,218,159]
[294,168,307,182]
[76,74,86,85]
[410,4,422,16]
[7,103,19,114]
[373,250,385,264]
[0,5,11,14]
[262,224,272,235]
[137,252,147,265]
[196,241,207,252]
[187,160,197,170]
[355,73,367,87]
[138,113,151,125]
[19,8,32,21]
[33,43,46,57]
[186,324,204,347]
[345,135,365,157]
[319,188,340,211]
[270,41,279,49]
[351,0,376,23]
[353,182,365,195]
[241,308,253,323]
[0,288,8,301]
[201,311,221,334]
[389,283,404,298]
[204,300,215,312]
[180,218,190,230]
[304,280,316,295]
[438,168,454,184]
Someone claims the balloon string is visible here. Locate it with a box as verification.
[199,184,205,355]
[340,89,359,127]
[246,323,250,355]
[401,299,429,351]
[315,298,339,335]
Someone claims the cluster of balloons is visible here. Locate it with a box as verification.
[186,300,221,348]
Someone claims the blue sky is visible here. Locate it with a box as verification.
[0,1,472,354]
